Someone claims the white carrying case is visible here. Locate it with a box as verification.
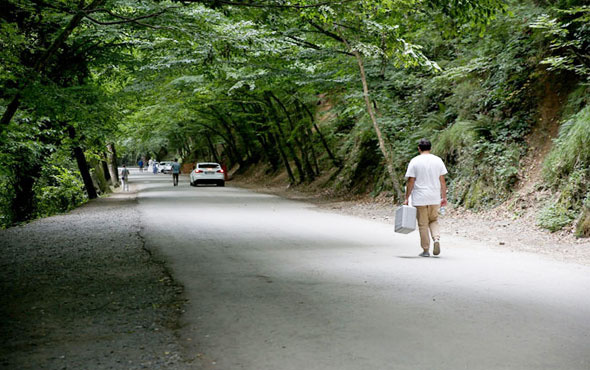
[394,205,417,234]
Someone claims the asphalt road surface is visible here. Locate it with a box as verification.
[134,171,590,370]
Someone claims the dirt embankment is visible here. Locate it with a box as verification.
[0,192,188,369]
[230,74,589,265]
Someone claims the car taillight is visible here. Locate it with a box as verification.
[217,169,224,173]
[195,170,203,173]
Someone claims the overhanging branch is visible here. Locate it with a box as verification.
[175,0,357,9]
[82,7,179,28]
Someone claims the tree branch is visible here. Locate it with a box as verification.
[82,7,177,28]
[83,14,161,29]
[284,35,354,56]
[307,21,346,43]
[176,0,357,9]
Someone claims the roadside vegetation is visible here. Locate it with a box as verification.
[1,0,589,237]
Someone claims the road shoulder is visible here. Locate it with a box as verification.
[231,180,590,266]
[0,191,187,369]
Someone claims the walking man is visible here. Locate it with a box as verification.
[171,158,180,186]
[404,138,448,257]
[120,165,130,192]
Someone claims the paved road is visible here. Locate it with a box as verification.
[134,171,590,370]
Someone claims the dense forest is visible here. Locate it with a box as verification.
[1,0,589,237]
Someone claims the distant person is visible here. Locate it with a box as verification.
[171,158,181,186]
[404,138,448,257]
[120,165,130,192]
[152,161,158,174]
[138,159,144,172]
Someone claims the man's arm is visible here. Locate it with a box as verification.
[404,177,415,205]
[440,175,447,207]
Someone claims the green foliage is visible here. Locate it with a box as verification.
[0,174,15,227]
[538,203,576,232]
[358,1,542,208]
[0,0,152,225]
[433,120,478,160]
[530,5,590,80]
[0,134,88,227]
[334,119,384,194]
[2,0,590,237]
[544,105,590,184]
[34,164,87,218]
[540,103,590,232]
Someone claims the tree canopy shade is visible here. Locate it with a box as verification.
[111,0,508,194]
[2,0,589,236]
[0,0,182,222]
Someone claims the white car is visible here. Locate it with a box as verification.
[190,162,225,187]
[159,161,173,174]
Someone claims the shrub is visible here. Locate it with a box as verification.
[0,174,15,228]
[576,200,590,237]
[540,105,590,233]
[34,165,87,218]
[433,120,477,163]
[537,203,576,232]
[544,106,590,184]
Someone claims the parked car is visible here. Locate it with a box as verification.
[159,161,173,174]
[190,162,225,187]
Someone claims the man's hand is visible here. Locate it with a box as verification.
[404,177,415,207]
[439,175,447,207]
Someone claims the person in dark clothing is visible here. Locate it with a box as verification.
[171,158,181,186]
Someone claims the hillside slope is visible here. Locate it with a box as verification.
[233,1,589,238]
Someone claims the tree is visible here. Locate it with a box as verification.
[0,0,178,223]
[530,4,590,80]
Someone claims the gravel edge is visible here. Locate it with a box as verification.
[0,192,189,369]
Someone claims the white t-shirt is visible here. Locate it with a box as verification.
[405,153,447,206]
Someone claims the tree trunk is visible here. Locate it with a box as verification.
[250,103,281,170]
[73,146,98,199]
[305,125,321,175]
[342,37,403,199]
[209,107,244,165]
[236,103,263,163]
[69,127,97,199]
[295,100,320,175]
[12,165,41,223]
[264,95,305,183]
[0,94,22,127]
[271,132,296,184]
[205,135,222,163]
[91,158,109,194]
[102,159,111,182]
[106,143,119,185]
[301,102,342,168]
[193,119,241,167]
[256,134,279,171]
[268,92,315,182]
